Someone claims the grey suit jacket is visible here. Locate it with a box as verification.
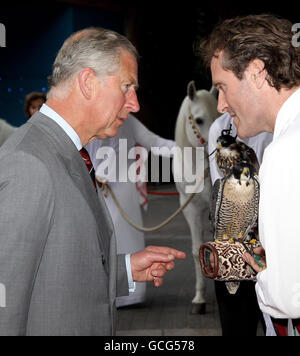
[0,112,129,336]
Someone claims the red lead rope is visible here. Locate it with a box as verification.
[147,190,179,196]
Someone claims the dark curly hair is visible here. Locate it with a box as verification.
[200,14,300,91]
[24,92,46,118]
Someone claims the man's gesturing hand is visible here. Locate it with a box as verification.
[130,246,186,287]
[242,247,267,273]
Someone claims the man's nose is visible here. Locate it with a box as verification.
[126,89,140,113]
[217,91,228,114]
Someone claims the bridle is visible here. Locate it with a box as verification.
[186,104,211,164]
[188,105,206,145]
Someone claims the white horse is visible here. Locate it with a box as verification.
[174,81,219,314]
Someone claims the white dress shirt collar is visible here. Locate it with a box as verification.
[39,104,82,151]
[274,88,300,140]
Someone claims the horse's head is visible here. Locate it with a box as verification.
[176,81,220,148]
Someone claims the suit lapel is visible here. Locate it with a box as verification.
[68,156,113,259]
[30,113,113,264]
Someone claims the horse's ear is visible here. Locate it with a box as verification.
[210,85,219,99]
[187,81,197,101]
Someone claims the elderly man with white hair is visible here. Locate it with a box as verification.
[0,27,185,336]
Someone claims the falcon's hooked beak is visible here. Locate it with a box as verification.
[241,167,251,186]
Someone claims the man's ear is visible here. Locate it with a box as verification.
[247,59,267,89]
[77,68,96,99]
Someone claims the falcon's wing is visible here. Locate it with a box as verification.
[209,178,224,236]
[239,143,260,173]
[250,177,260,229]
[226,143,242,169]
[243,176,260,239]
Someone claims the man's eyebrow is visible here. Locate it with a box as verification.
[123,76,139,90]
[213,82,222,89]
[130,78,139,91]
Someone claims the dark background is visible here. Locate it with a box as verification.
[0,0,298,138]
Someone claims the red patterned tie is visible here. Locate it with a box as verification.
[80,147,96,189]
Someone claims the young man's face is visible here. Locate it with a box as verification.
[211,51,264,139]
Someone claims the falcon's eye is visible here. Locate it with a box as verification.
[195,118,204,125]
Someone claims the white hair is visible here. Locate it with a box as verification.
[48,27,138,99]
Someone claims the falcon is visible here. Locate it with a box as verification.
[210,161,260,243]
[214,127,260,176]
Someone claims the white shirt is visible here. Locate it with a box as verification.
[40,104,82,150]
[257,88,300,319]
[39,104,135,291]
[208,112,273,184]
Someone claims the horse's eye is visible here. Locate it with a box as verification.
[195,118,204,125]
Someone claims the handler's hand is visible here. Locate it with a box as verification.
[242,247,266,273]
[130,246,186,287]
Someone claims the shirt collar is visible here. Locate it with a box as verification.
[274,88,300,140]
[39,104,82,151]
